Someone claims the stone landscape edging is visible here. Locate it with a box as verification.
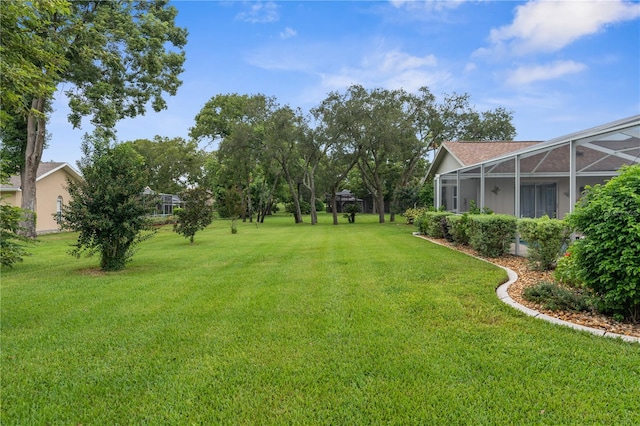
[413,233,640,344]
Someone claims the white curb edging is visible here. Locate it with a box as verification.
[414,233,640,344]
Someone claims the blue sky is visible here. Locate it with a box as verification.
[46,0,640,166]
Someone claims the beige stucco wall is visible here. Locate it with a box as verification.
[36,169,77,233]
[0,190,21,207]
[1,168,79,234]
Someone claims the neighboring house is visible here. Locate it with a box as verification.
[0,162,82,234]
[428,115,640,219]
[142,186,184,216]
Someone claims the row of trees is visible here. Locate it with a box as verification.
[182,86,516,226]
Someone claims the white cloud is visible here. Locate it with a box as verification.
[280,27,297,39]
[488,0,640,55]
[318,49,449,93]
[390,0,468,11]
[506,60,587,86]
[464,62,477,73]
[236,1,279,24]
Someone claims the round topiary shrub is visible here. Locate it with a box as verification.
[567,165,640,322]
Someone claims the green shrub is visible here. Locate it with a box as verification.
[0,203,33,267]
[523,281,590,312]
[416,211,453,238]
[468,200,493,215]
[518,216,571,271]
[566,165,640,322]
[468,214,517,257]
[342,203,361,223]
[148,215,177,226]
[446,214,470,245]
[403,207,428,225]
[553,245,583,288]
[285,200,311,215]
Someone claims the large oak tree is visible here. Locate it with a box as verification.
[0,0,187,237]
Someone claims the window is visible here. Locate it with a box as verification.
[56,196,63,223]
[520,183,557,218]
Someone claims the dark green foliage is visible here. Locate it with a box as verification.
[566,165,640,322]
[518,216,571,271]
[173,188,214,244]
[468,214,517,257]
[286,200,311,215]
[523,281,590,312]
[61,141,155,271]
[222,187,244,234]
[415,211,454,237]
[0,202,32,267]
[446,214,471,245]
[440,216,453,242]
[1,160,33,267]
[342,203,361,223]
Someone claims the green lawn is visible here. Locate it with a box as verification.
[1,213,639,424]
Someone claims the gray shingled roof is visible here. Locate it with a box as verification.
[1,162,78,190]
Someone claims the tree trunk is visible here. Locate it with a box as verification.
[376,192,385,223]
[246,176,253,223]
[20,97,47,238]
[282,168,302,223]
[330,193,339,225]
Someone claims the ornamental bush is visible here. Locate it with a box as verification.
[523,281,589,312]
[0,202,32,267]
[518,216,571,271]
[554,245,583,288]
[173,187,214,244]
[446,214,471,245]
[403,207,428,225]
[468,214,517,257]
[415,211,453,238]
[61,141,155,271]
[566,165,640,322]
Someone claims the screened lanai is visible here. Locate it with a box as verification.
[433,115,640,219]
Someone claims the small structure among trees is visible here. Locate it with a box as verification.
[326,190,364,214]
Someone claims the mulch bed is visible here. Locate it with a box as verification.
[417,235,640,338]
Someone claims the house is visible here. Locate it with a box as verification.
[142,186,184,216]
[428,115,640,219]
[0,162,82,234]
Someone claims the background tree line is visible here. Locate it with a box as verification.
[182,85,515,225]
[1,0,515,269]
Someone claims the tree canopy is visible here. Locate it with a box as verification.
[0,0,187,237]
[193,86,515,225]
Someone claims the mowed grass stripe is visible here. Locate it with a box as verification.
[1,214,639,424]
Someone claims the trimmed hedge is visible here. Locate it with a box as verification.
[415,211,453,238]
[518,216,571,271]
[468,214,517,257]
[446,214,471,245]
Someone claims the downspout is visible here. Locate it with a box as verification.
[514,155,521,256]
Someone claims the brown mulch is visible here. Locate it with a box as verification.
[418,236,640,338]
